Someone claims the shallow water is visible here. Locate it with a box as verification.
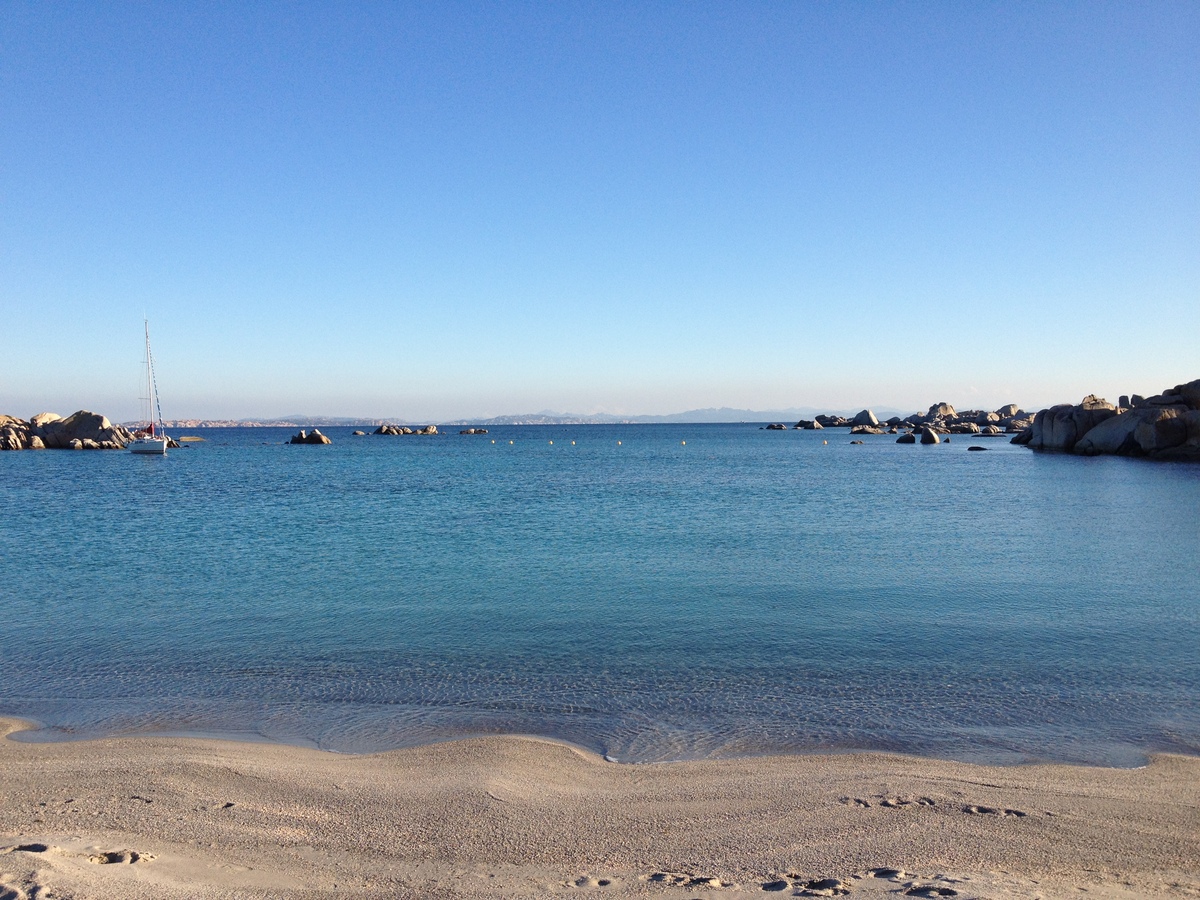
[2,424,1198,765]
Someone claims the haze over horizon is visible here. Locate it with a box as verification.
[3,3,1197,424]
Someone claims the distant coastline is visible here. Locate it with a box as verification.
[152,407,908,428]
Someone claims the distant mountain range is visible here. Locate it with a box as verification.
[157,406,913,428]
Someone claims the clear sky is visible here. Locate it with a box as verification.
[3,2,1197,422]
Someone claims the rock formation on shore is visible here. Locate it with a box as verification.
[0,411,138,450]
[1011,378,1200,461]
[289,429,332,445]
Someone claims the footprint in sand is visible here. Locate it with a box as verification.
[571,875,614,888]
[905,887,959,897]
[88,849,153,865]
[840,796,871,808]
[879,796,936,808]
[644,872,726,888]
[795,878,850,897]
[963,804,1027,817]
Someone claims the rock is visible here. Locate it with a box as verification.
[67,438,83,450]
[919,427,940,444]
[1028,397,1117,452]
[795,420,823,430]
[968,446,988,451]
[976,411,1001,424]
[851,409,879,427]
[1016,378,1199,461]
[888,426,898,434]
[29,412,62,432]
[1180,379,1200,409]
[1005,416,1035,432]
[849,425,884,435]
[949,423,980,434]
[979,425,1004,435]
[926,402,956,419]
[884,416,905,426]
[896,433,916,443]
[37,410,134,449]
[417,425,438,435]
[1074,407,1167,456]
[766,423,788,430]
[1119,395,1130,409]
[352,430,366,435]
[28,435,45,450]
[290,429,332,445]
[849,440,864,444]
[1154,410,1200,460]
[996,404,1019,418]
[459,428,489,434]
[815,414,849,427]
[0,426,26,450]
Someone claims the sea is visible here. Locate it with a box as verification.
[2,424,1198,767]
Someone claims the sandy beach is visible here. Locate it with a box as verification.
[1,718,1197,898]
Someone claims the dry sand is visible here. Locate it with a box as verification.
[1,717,1197,899]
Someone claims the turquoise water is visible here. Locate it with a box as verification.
[2,424,1198,766]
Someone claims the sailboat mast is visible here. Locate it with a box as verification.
[145,319,155,436]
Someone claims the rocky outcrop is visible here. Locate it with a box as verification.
[817,401,1027,441]
[0,411,136,450]
[815,414,850,428]
[459,428,489,435]
[290,429,331,445]
[919,427,940,445]
[1026,395,1117,452]
[375,424,439,435]
[765,423,788,430]
[1012,379,1200,461]
[895,432,916,444]
[794,420,823,430]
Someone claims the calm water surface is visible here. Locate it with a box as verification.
[2,424,1198,766]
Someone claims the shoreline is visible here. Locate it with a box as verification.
[3,717,1198,899]
[3,713,1174,770]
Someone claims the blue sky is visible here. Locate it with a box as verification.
[3,2,1197,421]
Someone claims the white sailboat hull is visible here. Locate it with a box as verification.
[130,436,168,455]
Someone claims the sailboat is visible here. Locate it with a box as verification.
[129,319,170,455]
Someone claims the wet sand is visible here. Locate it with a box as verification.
[1,717,1197,899]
